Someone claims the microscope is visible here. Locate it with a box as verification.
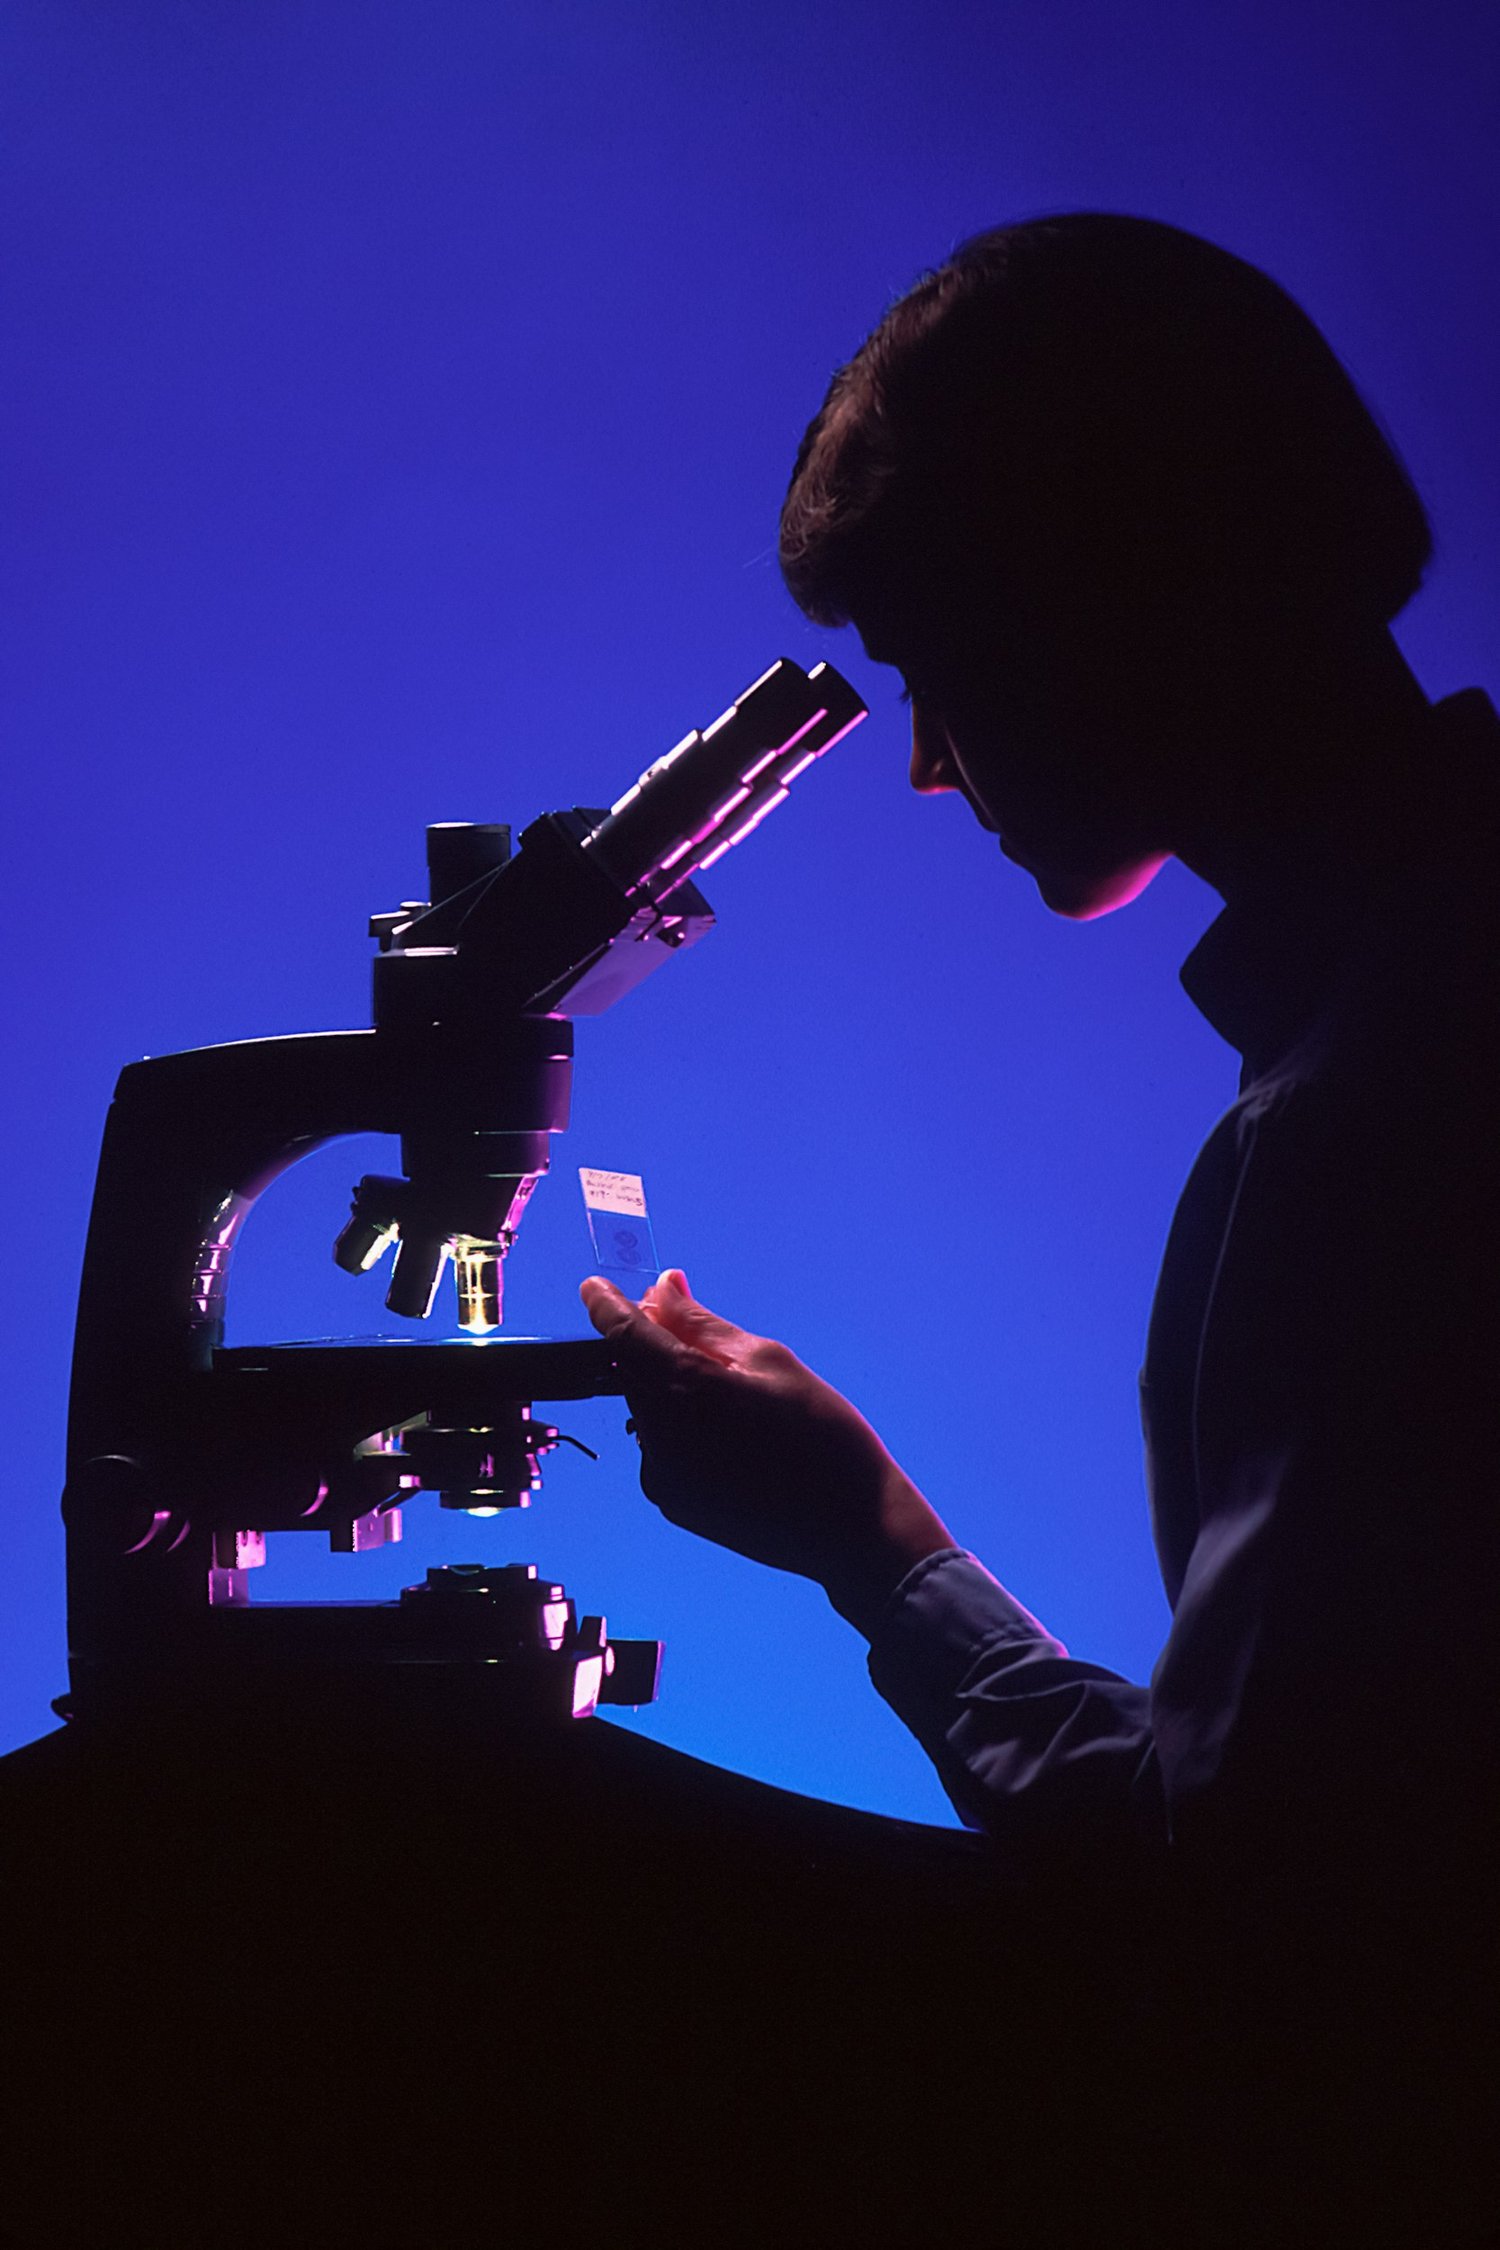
[60,658,866,1728]
[21,658,1029,2250]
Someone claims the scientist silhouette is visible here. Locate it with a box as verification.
[583,213,1500,2243]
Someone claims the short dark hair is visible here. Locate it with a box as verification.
[780,214,1432,640]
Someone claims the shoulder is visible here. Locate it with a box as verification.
[1278,693,1500,1134]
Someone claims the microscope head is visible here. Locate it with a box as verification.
[335,659,865,1334]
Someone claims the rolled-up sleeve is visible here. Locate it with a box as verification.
[867,1550,1165,1861]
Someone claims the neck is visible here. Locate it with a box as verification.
[1169,625,1436,908]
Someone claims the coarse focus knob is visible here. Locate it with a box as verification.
[62,1455,179,1557]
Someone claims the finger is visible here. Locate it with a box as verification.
[639,1269,699,1320]
[645,1275,758,1366]
[580,1277,676,1358]
[579,1275,634,1335]
[579,1277,711,1386]
[637,1272,679,1320]
[636,1271,734,1358]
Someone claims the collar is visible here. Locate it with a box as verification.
[1178,688,1500,1074]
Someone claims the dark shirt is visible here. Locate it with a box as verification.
[868,687,1500,1903]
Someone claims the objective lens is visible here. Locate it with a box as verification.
[455,1245,503,1334]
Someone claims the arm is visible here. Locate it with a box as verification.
[581,1271,1164,1858]
[865,1548,1162,1854]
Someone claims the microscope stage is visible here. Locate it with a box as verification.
[211,1335,623,1429]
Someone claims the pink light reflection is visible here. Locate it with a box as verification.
[816,711,865,756]
[695,785,788,873]
[123,1510,175,1556]
[571,1655,605,1717]
[656,781,758,881]
[742,706,827,782]
[778,748,819,786]
[724,786,790,847]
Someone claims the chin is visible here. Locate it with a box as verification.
[1032,854,1169,920]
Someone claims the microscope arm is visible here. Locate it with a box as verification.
[63,1025,582,1670]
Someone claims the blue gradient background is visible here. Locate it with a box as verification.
[4,2,1496,1823]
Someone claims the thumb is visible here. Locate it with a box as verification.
[580,1275,692,1375]
[580,1274,649,1341]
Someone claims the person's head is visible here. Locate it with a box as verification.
[780,213,1433,915]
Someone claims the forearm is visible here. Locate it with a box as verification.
[819,1464,962,1637]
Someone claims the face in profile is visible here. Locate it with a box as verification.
[866,593,1176,920]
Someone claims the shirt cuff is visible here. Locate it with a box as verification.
[867,1548,1065,1711]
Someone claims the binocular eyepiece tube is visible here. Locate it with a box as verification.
[579,658,866,903]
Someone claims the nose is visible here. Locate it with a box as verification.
[909,706,959,795]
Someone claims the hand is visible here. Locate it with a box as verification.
[578,1268,958,1634]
